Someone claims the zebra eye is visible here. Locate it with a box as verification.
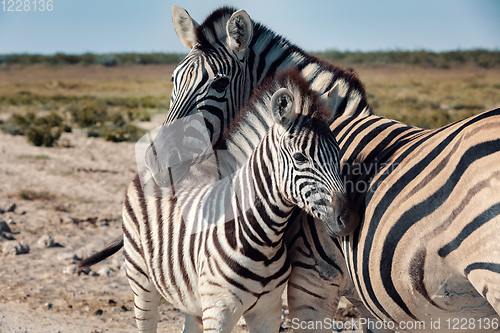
[211,77,230,93]
[293,152,308,164]
[170,76,174,82]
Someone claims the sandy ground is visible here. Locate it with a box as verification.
[0,113,360,332]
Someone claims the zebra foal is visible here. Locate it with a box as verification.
[123,70,358,332]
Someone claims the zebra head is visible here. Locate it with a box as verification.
[166,5,254,148]
[143,6,256,186]
[143,6,258,187]
[269,83,359,237]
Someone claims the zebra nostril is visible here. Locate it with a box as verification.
[336,215,345,228]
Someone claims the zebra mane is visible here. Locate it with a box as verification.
[224,68,332,166]
[195,6,372,119]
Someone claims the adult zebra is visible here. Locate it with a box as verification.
[123,70,357,332]
[80,5,500,332]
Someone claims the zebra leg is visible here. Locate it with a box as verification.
[124,246,161,332]
[183,314,203,333]
[345,296,394,333]
[199,290,244,333]
[127,271,162,332]
[467,269,500,315]
[200,305,243,333]
[243,289,284,332]
[287,264,341,332]
[285,215,345,332]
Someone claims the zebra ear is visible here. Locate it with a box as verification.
[325,83,340,122]
[226,9,253,53]
[271,88,295,127]
[172,5,200,49]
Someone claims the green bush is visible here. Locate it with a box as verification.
[70,99,108,127]
[81,111,146,142]
[2,111,68,147]
[25,125,61,147]
[103,123,145,142]
[127,108,152,121]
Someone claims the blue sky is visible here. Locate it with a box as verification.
[0,0,498,55]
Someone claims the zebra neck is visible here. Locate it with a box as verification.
[332,114,427,207]
[230,147,295,247]
[183,144,293,249]
[247,30,372,120]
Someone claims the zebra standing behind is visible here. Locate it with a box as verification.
[122,70,359,332]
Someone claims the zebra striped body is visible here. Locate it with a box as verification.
[123,71,356,332]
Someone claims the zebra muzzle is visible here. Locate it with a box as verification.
[328,194,360,237]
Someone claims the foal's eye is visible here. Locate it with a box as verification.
[211,76,230,93]
[293,152,308,164]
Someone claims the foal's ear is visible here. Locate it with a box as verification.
[172,5,200,48]
[325,83,340,123]
[226,9,253,53]
[271,88,296,127]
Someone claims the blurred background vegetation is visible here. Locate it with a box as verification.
[1,50,499,68]
[0,50,499,147]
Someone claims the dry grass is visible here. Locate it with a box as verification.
[0,64,498,131]
[357,66,500,128]
[17,188,56,201]
[0,65,173,145]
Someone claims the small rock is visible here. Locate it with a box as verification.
[97,267,115,277]
[5,203,16,212]
[98,218,109,227]
[61,217,77,224]
[75,247,89,259]
[120,305,129,312]
[45,303,53,310]
[94,309,103,316]
[63,265,77,275]
[0,221,11,233]
[57,251,77,261]
[2,241,29,255]
[6,217,15,225]
[37,234,55,248]
[0,231,15,240]
[236,316,247,328]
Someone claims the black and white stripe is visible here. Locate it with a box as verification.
[123,70,356,332]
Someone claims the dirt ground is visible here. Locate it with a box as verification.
[0,117,192,332]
